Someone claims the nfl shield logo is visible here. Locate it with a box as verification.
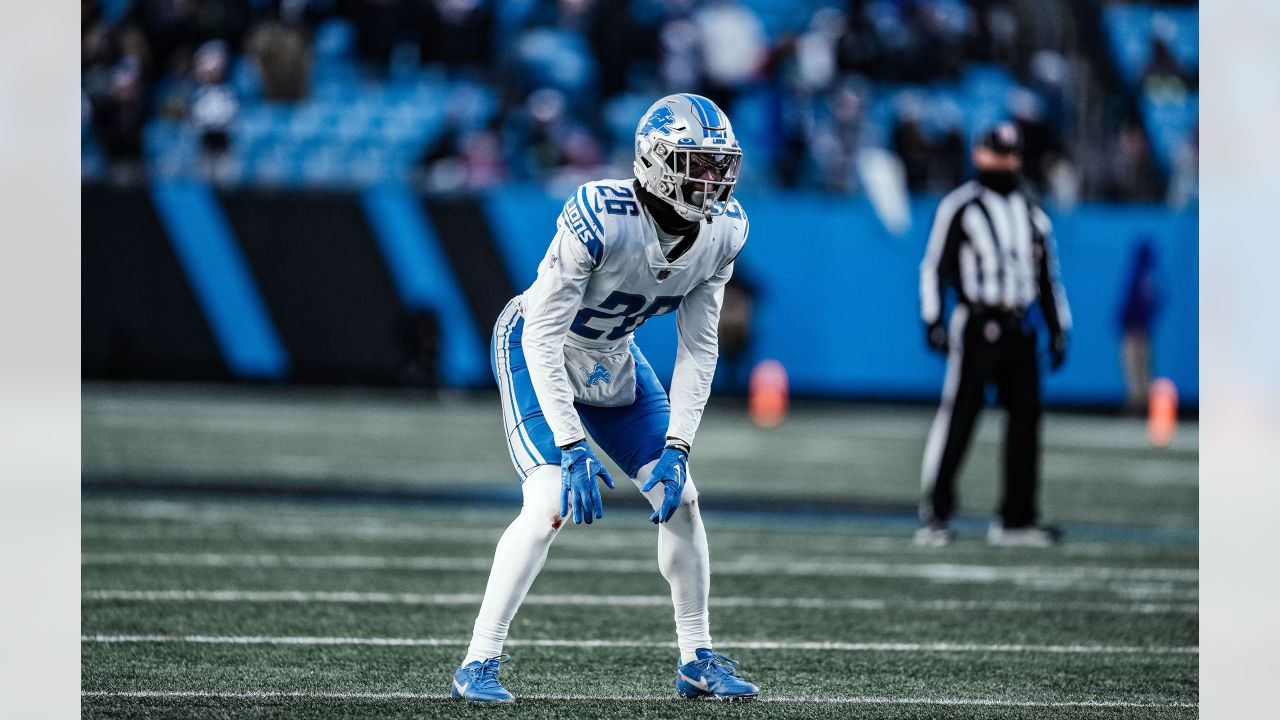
[657,269,671,281]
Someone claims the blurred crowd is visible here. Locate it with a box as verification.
[82,0,1197,205]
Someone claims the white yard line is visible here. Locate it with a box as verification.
[81,589,1198,615]
[79,522,653,548]
[80,688,1197,708]
[81,634,1198,655]
[78,521,1194,560]
[80,551,1199,583]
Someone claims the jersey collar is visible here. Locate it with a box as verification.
[641,206,711,281]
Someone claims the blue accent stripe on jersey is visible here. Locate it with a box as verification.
[150,179,289,380]
[577,186,604,234]
[361,184,487,388]
[575,186,605,264]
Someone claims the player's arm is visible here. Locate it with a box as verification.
[667,258,734,450]
[521,226,595,448]
[639,259,731,524]
[919,195,965,353]
[1031,206,1072,370]
[522,195,616,523]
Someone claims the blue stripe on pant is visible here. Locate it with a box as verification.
[491,300,670,481]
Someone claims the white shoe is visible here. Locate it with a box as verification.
[986,523,1061,547]
[914,524,954,547]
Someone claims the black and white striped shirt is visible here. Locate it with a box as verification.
[919,179,1071,335]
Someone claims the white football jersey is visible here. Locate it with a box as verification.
[516,178,749,449]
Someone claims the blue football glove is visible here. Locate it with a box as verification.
[640,445,689,524]
[559,441,615,525]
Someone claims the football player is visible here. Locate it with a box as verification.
[450,94,760,702]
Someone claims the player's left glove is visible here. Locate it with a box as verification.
[1049,331,1068,371]
[641,442,690,524]
[559,441,615,524]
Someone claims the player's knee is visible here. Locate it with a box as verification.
[678,478,700,512]
[520,464,566,531]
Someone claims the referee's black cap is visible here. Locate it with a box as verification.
[976,121,1023,155]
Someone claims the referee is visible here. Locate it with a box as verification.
[916,122,1071,548]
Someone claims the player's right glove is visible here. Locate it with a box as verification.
[925,321,948,355]
[559,441,614,525]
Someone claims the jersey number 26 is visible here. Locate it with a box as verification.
[571,291,682,341]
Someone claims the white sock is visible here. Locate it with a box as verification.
[633,459,713,666]
[464,465,563,664]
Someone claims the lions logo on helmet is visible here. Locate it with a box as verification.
[634,94,742,223]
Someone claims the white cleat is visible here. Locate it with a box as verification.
[913,523,954,547]
[987,523,1061,548]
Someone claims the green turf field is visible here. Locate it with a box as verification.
[82,383,1198,718]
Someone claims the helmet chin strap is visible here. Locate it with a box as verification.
[691,191,714,223]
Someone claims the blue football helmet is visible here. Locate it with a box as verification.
[634,94,743,222]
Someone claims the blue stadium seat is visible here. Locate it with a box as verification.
[313,19,356,64]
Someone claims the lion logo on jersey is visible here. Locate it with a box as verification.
[579,364,612,387]
[641,106,678,137]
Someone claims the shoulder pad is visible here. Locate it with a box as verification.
[556,180,642,268]
[718,198,748,269]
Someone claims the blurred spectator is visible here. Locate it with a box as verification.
[246,2,316,101]
[658,3,701,95]
[913,0,968,82]
[931,124,966,190]
[77,0,1197,202]
[833,0,885,79]
[502,87,603,189]
[1141,13,1196,99]
[892,104,933,193]
[968,0,1018,67]
[91,61,147,169]
[1167,123,1198,211]
[694,0,766,103]
[188,41,239,180]
[344,0,409,72]
[1118,238,1160,415]
[792,7,845,94]
[1009,88,1078,205]
[584,0,657,102]
[131,0,253,73]
[889,93,964,194]
[418,112,508,192]
[418,0,494,76]
[809,81,865,193]
[1097,122,1158,202]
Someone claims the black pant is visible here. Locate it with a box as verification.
[921,306,1042,528]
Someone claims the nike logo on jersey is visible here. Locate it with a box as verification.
[453,679,469,695]
[679,672,710,692]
